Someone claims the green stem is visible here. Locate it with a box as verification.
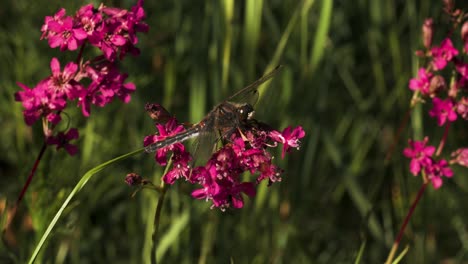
[435,122,450,157]
[16,142,47,205]
[385,181,428,264]
[150,158,172,264]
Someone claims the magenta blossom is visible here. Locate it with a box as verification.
[88,21,127,60]
[41,1,148,60]
[17,2,146,127]
[44,11,87,51]
[409,68,433,95]
[15,80,67,126]
[47,58,82,100]
[40,8,66,39]
[431,38,459,70]
[429,97,457,126]
[46,128,79,156]
[191,153,257,210]
[76,4,102,36]
[269,126,305,158]
[143,118,188,166]
[403,137,435,176]
[424,159,453,189]
[162,151,192,184]
[76,61,136,116]
[451,148,468,167]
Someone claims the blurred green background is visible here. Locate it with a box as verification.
[1,0,468,263]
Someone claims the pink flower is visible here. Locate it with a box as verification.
[409,68,433,95]
[45,13,87,51]
[14,80,67,126]
[143,118,188,166]
[424,159,453,189]
[429,97,457,126]
[451,148,468,167]
[40,8,67,40]
[269,126,305,158]
[76,61,136,116]
[191,160,256,209]
[46,128,79,156]
[42,2,147,59]
[76,4,102,36]
[47,58,82,100]
[88,22,127,61]
[187,124,303,209]
[403,137,435,176]
[431,38,459,70]
[162,151,192,184]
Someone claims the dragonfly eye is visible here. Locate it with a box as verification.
[238,104,254,120]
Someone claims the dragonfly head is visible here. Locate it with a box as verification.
[237,103,255,121]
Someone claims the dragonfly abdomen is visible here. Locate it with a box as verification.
[144,126,201,153]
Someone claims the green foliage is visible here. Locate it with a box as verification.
[1,0,468,263]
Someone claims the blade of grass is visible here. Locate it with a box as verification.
[309,0,332,72]
[354,239,366,264]
[243,0,264,76]
[221,0,234,91]
[28,148,144,264]
[256,0,306,105]
[300,0,316,66]
[189,71,207,124]
[156,209,189,262]
[392,245,410,264]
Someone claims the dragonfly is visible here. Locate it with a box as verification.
[144,65,283,156]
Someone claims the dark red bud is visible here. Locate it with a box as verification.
[125,173,142,186]
[145,103,172,123]
[461,21,468,42]
[422,18,433,49]
[429,75,446,96]
[415,50,425,57]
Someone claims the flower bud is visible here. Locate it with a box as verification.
[145,103,172,123]
[456,97,468,119]
[415,50,425,57]
[125,173,142,186]
[461,22,468,50]
[429,75,446,96]
[422,18,433,49]
[451,148,468,167]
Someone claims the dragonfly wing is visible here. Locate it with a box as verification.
[189,129,219,167]
[226,65,283,106]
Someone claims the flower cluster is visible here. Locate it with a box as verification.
[142,105,305,210]
[403,137,453,189]
[14,1,148,155]
[40,1,148,60]
[405,4,468,188]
